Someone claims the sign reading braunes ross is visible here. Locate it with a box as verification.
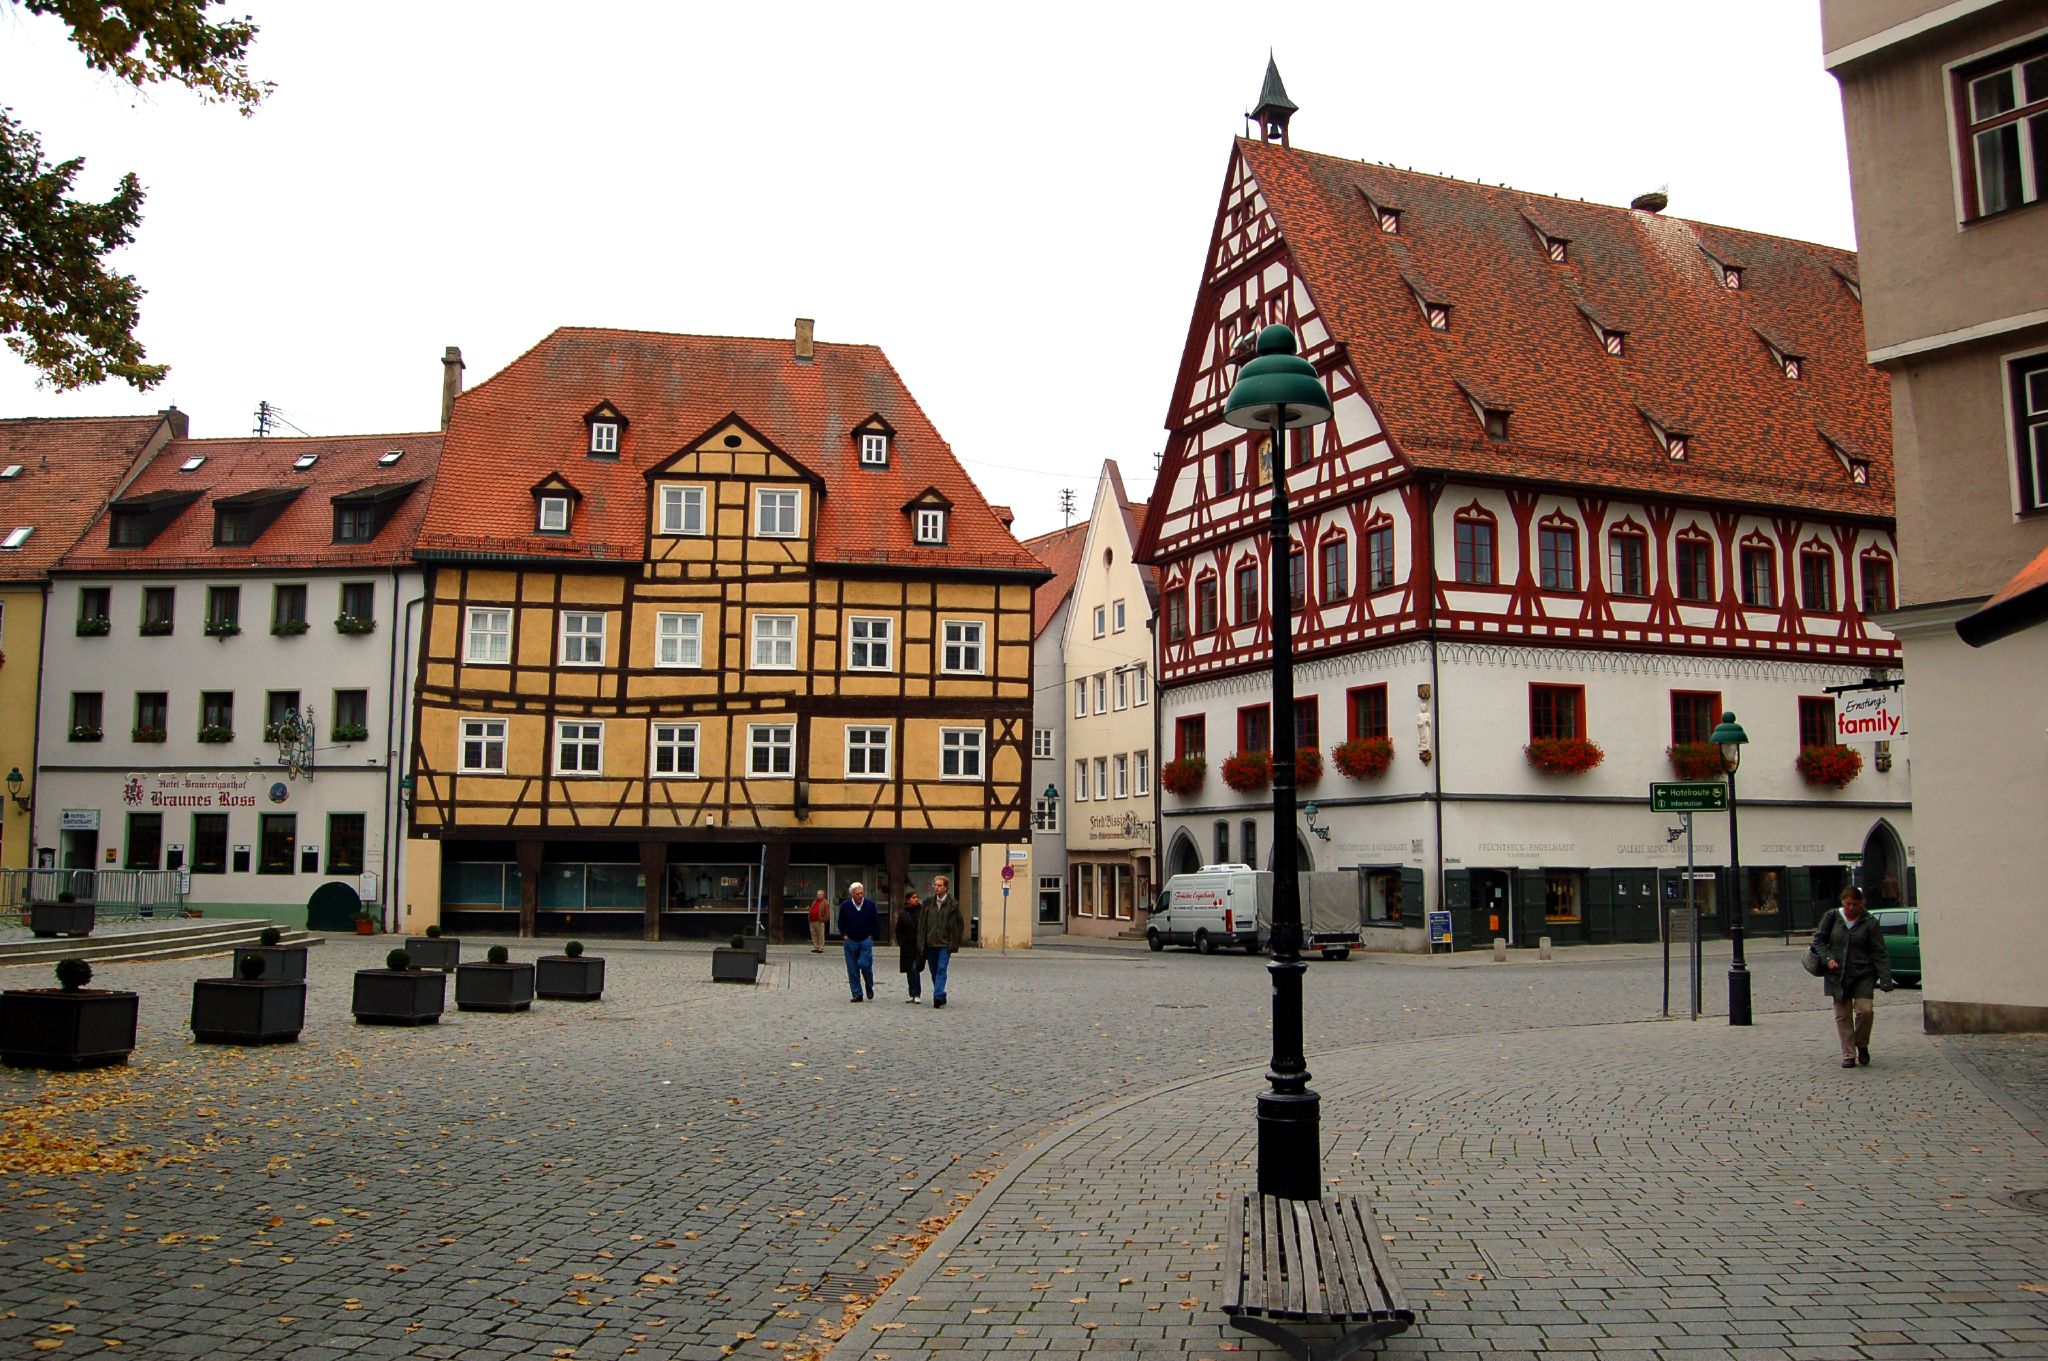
[1835,688,1905,745]
[122,772,264,809]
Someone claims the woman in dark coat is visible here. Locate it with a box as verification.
[1812,885,1894,1068]
[896,891,926,1004]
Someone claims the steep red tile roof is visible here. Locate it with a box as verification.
[1223,140,1892,518]
[1022,521,1089,638]
[0,415,171,582]
[417,327,1044,576]
[58,432,444,574]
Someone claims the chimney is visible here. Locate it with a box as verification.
[159,405,189,439]
[440,346,466,430]
[794,318,814,363]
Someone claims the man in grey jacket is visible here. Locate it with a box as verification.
[919,875,966,1009]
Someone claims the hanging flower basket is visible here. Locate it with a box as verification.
[1796,744,1862,789]
[1667,742,1726,781]
[1332,737,1395,780]
[1158,756,1206,797]
[1221,749,1273,793]
[1524,736,1604,776]
[1294,747,1323,789]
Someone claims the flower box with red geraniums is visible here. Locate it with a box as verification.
[1796,744,1862,789]
[1667,742,1726,781]
[1158,756,1206,797]
[1221,750,1272,794]
[1524,737,1604,776]
[1294,747,1323,790]
[1332,737,1395,780]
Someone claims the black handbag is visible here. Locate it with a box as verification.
[1803,909,1835,976]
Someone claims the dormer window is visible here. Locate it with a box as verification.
[902,486,953,547]
[1419,296,1450,331]
[1782,356,1801,380]
[330,480,418,545]
[915,508,946,544]
[531,473,582,534]
[211,487,301,548]
[538,496,569,532]
[217,508,254,544]
[1722,268,1741,289]
[1833,266,1862,303]
[1643,413,1690,462]
[1758,330,1802,380]
[1666,435,1688,461]
[1546,237,1568,263]
[583,402,628,459]
[1458,383,1511,442]
[1603,330,1627,357]
[1378,208,1400,234]
[850,414,896,468]
[1821,433,1872,486]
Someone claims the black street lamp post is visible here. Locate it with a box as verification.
[1710,710,1751,1027]
[1223,324,1333,1199]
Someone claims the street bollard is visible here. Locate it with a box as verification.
[1492,938,1507,962]
[1539,936,1552,960]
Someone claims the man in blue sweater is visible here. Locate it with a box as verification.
[838,882,879,1002]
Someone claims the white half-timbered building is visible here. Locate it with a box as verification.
[1136,69,1912,949]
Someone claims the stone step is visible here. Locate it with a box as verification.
[0,919,321,972]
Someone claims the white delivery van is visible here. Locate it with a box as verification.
[1147,865,1268,954]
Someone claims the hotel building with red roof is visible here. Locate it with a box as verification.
[1136,69,1913,948]
[403,322,1047,944]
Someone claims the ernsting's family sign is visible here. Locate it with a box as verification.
[1835,688,1906,744]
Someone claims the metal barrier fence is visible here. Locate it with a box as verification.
[0,868,188,923]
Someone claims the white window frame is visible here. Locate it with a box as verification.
[1133,665,1148,706]
[1135,750,1150,795]
[1032,726,1054,759]
[659,484,707,536]
[845,725,892,779]
[589,422,619,455]
[860,432,888,465]
[752,614,798,670]
[538,496,570,533]
[1114,670,1128,711]
[1074,679,1088,718]
[2008,345,2048,513]
[847,616,894,671]
[560,611,606,667]
[748,723,796,777]
[655,612,703,669]
[1093,756,1108,801]
[460,718,507,773]
[1115,753,1129,798]
[940,619,985,674]
[650,722,700,778]
[1113,599,1127,632]
[1094,673,1107,713]
[1074,758,1089,802]
[1034,799,1060,835]
[1093,605,1106,638]
[555,720,604,777]
[464,607,511,665]
[915,508,946,544]
[755,487,801,538]
[940,727,985,780]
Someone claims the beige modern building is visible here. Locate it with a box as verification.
[1061,462,1158,937]
[1826,0,2048,1030]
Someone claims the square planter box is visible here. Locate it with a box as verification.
[712,947,760,984]
[0,989,139,1068]
[232,945,309,983]
[535,955,605,1001]
[29,901,95,938]
[455,961,535,1012]
[405,936,461,972]
[351,969,445,1025]
[742,934,769,964]
[191,978,306,1044]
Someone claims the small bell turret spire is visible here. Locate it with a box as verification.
[1250,52,1297,147]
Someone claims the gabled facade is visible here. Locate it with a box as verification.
[1139,78,1911,949]
[1060,461,1159,937]
[1826,0,2048,1030]
[0,413,181,870]
[406,324,1046,943]
[1022,518,1088,935]
[40,427,443,921]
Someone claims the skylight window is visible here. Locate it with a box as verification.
[293,454,318,470]
[2,526,30,549]
[179,456,206,472]
[378,449,405,466]
[0,465,20,480]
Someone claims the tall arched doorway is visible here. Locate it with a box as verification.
[1265,832,1315,874]
[1861,819,1908,907]
[1168,831,1202,879]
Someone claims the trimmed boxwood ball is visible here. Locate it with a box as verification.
[565,940,584,958]
[729,933,746,949]
[239,954,267,981]
[259,927,282,946]
[487,945,510,964]
[386,948,412,971]
[55,958,92,991]
[425,924,443,939]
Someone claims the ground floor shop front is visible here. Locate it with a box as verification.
[1064,847,1153,940]
[407,830,1033,946]
[1162,795,1912,952]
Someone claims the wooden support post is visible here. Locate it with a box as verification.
[516,840,542,939]
[640,841,666,942]
[762,838,790,943]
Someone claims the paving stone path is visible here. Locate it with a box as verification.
[0,936,2038,1360]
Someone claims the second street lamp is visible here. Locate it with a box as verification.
[1223,324,1333,1199]
[1710,710,1752,1027]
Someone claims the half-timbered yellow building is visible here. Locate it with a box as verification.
[405,323,1046,941]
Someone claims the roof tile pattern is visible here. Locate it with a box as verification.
[59,432,444,574]
[1022,521,1088,638]
[418,328,1043,574]
[0,416,168,581]
[1235,141,1893,517]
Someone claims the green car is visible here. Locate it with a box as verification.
[1871,907,1921,988]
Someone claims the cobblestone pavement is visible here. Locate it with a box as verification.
[0,936,2036,1361]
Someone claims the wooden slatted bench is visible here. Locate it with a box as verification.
[1223,1192,1415,1361]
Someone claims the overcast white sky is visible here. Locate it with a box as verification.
[0,1,1854,540]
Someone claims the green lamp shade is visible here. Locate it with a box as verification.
[1224,325,1333,429]
[1707,711,1748,748]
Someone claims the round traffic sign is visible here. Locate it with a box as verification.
[1000,864,1015,882]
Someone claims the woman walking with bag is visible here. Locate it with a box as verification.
[896,891,926,1004]
[1811,886,1894,1068]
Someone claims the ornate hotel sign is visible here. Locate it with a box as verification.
[1086,811,1152,845]
[123,772,264,809]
